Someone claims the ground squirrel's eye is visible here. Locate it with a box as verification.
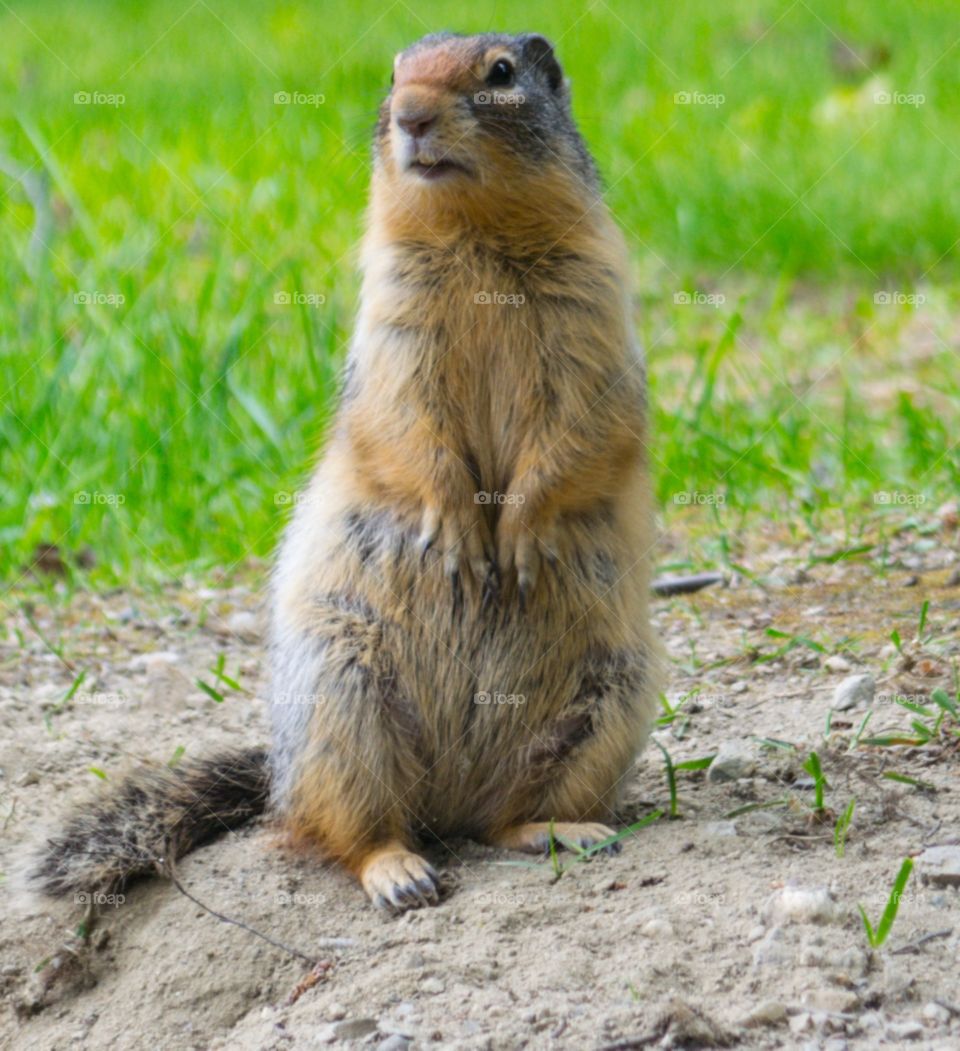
[486,58,514,87]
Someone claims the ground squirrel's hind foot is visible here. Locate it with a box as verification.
[357,842,441,913]
[489,821,622,856]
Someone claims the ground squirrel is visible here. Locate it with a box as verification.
[32,31,660,915]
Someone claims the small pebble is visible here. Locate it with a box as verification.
[742,1001,787,1028]
[922,1002,951,1025]
[330,1019,378,1040]
[832,673,875,711]
[886,1020,923,1040]
[762,885,842,926]
[834,947,868,978]
[707,740,757,782]
[641,918,673,938]
[703,820,738,838]
[377,1037,411,1051]
[916,846,960,888]
[789,1012,813,1034]
[803,988,860,1013]
[225,610,260,642]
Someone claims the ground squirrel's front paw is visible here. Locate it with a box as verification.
[489,821,622,855]
[359,844,441,913]
[418,505,498,600]
[496,509,558,609]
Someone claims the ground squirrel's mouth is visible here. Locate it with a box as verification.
[407,158,470,181]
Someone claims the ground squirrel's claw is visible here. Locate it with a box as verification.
[362,849,441,914]
[480,564,501,611]
[418,507,441,562]
[515,537,539,611]
[414,867,441,906]
[469,547,498,594]
[518,575,530,613]
[382,868,439,911]
[418,507,497,608]
[497,511,557,607]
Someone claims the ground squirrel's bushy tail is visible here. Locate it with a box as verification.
[32,747,270,899]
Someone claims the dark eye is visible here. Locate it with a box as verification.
[486,58,514,87]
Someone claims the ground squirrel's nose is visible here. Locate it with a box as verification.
[394,107,437,140]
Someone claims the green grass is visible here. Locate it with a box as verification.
[833,797,855,858]
[802,750,829,814]
[1,0,959,587]
[858,857,913,948]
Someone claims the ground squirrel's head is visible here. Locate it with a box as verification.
[373,32,599,224]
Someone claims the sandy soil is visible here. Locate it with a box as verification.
[2,514,959,1050]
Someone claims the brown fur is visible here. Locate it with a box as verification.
[31,750,269,898]
[269,32,661,910]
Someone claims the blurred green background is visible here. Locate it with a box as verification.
[1,0,957,586]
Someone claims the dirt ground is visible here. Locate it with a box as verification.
[2,512,959,1050]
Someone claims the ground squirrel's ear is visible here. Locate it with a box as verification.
[520,34,563,92]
